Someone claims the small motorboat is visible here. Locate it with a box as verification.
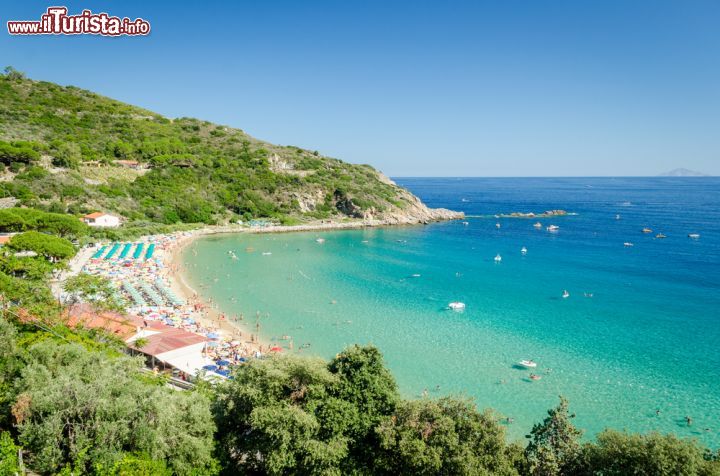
[655,233,666,239]
[546,225,559,232]
[495,223,501,229]
[262,252,272,256]
[494,254,502,262]
[448,302,465,311]
[688,233,700,239]
[529,374,542,381]
[624,242,634,247]
[615,214,621,220]
[642,228,653,233]
[562,290,570,299]
[533,222,542,228]
[411,273,421,278]
[519,359,537,368]
[462,221,469,226]
[315,238,325,243]
[521,246,528,255]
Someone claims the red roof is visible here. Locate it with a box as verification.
[130,326,207,355]
[83,212,105,219]
[0,236,11,245]
[64,303,143,340]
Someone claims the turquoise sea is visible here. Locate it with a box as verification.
[181,177,720,447]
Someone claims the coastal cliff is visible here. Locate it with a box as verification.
[0,72,461,226]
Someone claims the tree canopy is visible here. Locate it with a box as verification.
[7,231,76,260]
[7,336,217,475]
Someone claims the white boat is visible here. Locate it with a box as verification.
[262,252,272,256]
[315,238,325,243]
[624,242,634,247]
[494,254,502,262]
[688,233,700,239]
[448,302,465,311]
[562,290,570,299]
[533,222,542,228]
[615,214,621,220]
[495,223,501,229]
[411,273,421,278]
[519,359,537,368]
[521,246,528,255]
[546,225,559,232]
[462,221,469,226]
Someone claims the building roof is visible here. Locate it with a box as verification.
[64,303,144,340]
[0,235,11,245]
[129,326,207,356]
[64,304,207,357]
[83,212,106,219]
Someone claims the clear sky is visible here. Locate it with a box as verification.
[2,1,719,176]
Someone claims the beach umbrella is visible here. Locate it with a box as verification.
[230,340,240,346]
[207,332,220,340]
[216,359,231,366]
[206,341,219,347]
[202,365,218,372]
[270,346,283,352]
[216,369,230,377]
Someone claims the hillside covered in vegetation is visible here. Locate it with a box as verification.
[0,68,458,226]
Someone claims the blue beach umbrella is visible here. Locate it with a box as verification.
[216,359,231,366]
[216,369,230,377]
[202,365,218,372]
[207,332,220,340]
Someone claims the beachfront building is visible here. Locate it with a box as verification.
[65,304,215,377]
[126,325,212,376]
[82,212,121,228]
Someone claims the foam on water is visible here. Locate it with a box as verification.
[182,177,720,447]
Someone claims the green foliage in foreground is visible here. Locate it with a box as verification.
[1,318,217,475]
[1,313,718,476]
[0,431,21,476]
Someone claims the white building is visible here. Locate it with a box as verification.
[82,212,121,228]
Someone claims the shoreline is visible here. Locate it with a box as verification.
[164,215,462,353]
[165,231,268,354]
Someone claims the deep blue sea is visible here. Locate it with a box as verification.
[182,177,720,446]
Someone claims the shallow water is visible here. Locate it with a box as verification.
[182,177,720,447]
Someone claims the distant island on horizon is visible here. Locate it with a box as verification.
[658,168,709,177]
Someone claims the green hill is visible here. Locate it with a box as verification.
[0,68,458,226]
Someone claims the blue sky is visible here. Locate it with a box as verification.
[2,0,719,176]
